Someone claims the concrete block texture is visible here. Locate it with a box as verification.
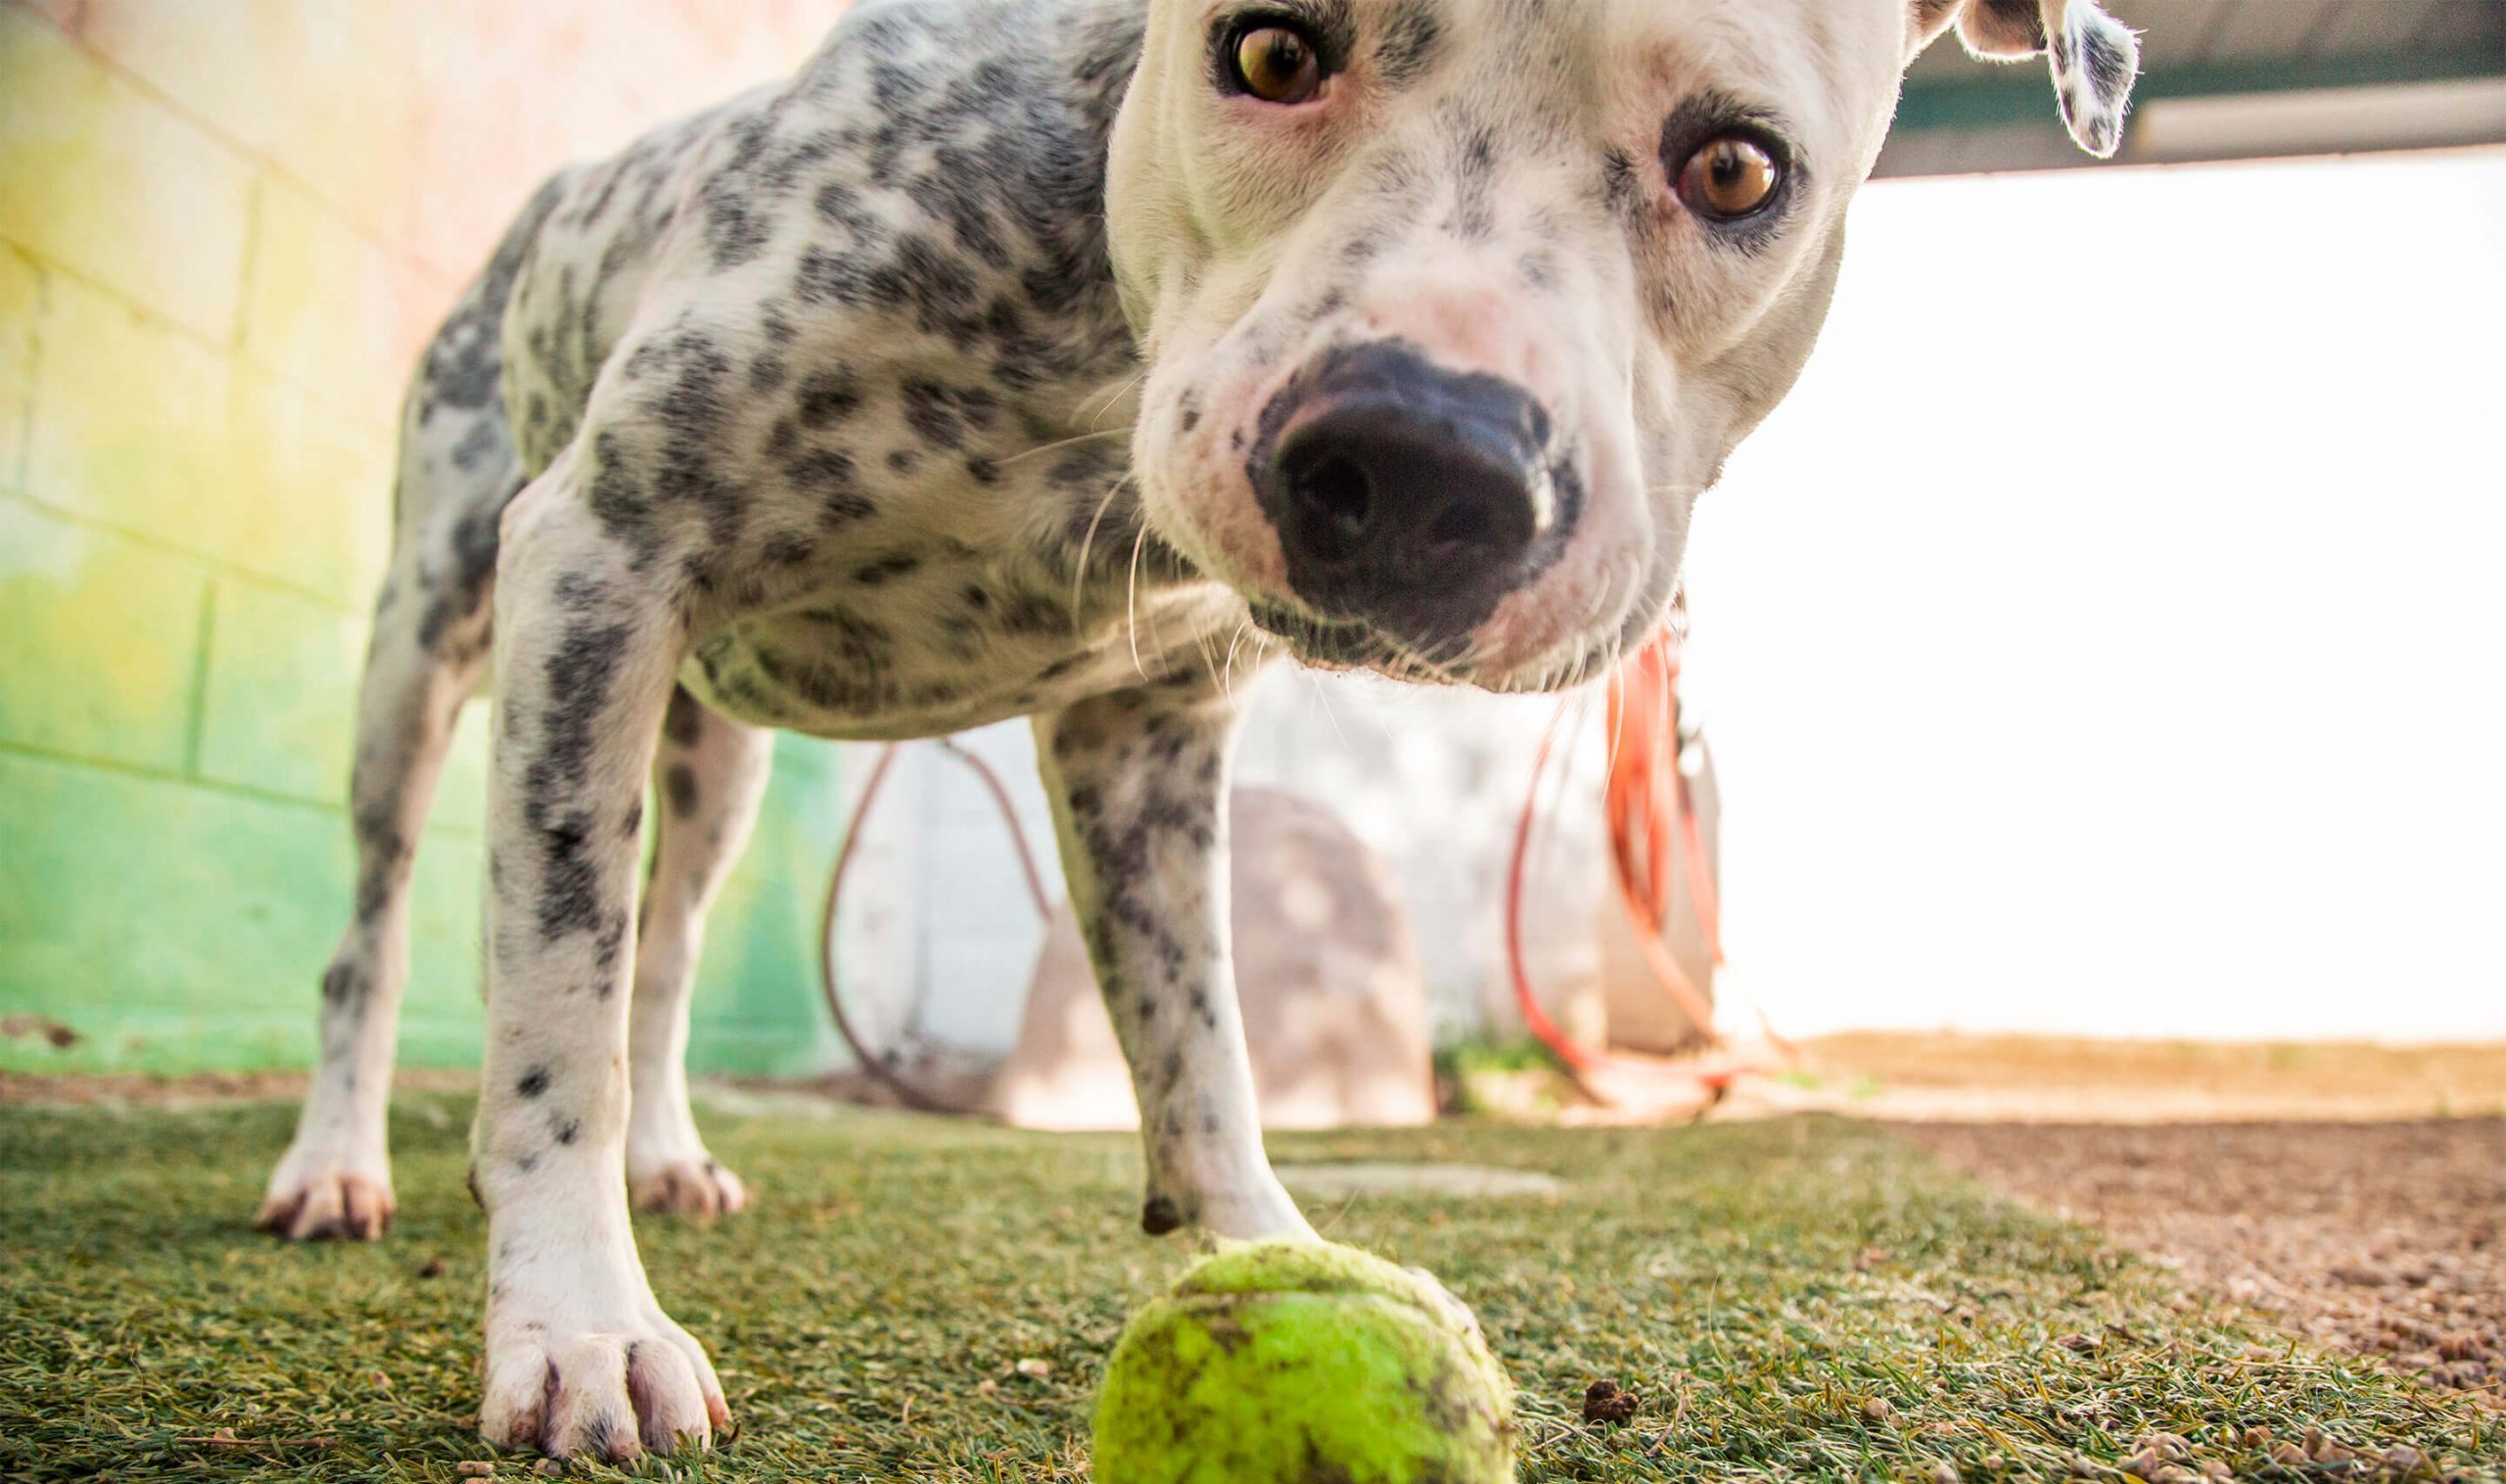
[0,248,35,486]
[0,750,486,1072]
[0,0,851,1075]
[0,492,208,771]
[23,272,394,607]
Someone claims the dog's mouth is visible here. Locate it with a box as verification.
[1243,601,1484,685]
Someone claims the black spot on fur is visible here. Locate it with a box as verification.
[524,616,632,945]
[2079,23,2133,105]
[517,1065,551,1098]
[663,688,707,747]
[1377,0,1442,86]
[320,961,364,1007]
[796,369,863,428]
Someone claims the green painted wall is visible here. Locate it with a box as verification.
[0,2,850,1079]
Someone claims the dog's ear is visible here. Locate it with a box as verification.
[1908,0,2143,158]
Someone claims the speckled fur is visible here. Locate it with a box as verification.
[255,0,2139,1459]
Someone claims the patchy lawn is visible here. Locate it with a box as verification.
[0,1092,2496,1481]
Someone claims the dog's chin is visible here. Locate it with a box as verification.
[1244,602,1465,685]
[1242,600,1627,693]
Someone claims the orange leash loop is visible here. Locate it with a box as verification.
[1507,614,1763,1096]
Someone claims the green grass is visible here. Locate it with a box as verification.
[1,1094,2496,1481]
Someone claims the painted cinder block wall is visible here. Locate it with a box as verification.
[0,0,857,1076]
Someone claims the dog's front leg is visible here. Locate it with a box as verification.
[470,465,725,1461]
[1034,674,1317,1242]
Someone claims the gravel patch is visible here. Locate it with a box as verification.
[1903,1119,2506,1407]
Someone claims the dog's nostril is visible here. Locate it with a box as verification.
[1293,454,1373,548]
[1424,499,1495,557]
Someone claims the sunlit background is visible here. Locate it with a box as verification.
[1688,146,2506,1042]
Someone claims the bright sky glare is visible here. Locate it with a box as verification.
[1682,146,2506,1043]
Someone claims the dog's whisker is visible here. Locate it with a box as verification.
[1303,672,1351,749]
[998,426,1130,469]
[1190,605,1234,692]
[1221,620,1256,700]
[1124,520,1153,680]
[1068,479,1129,624]
[1085,371,1144,432]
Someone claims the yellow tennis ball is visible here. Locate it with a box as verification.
[1091,1239,1516,1484]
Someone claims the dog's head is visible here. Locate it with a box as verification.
[1106,0,2137,689]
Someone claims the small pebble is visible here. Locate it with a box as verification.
[1582,1379,1640,1425]
[1862,1397,1895,1422]
[1929,1461,1958,1484]
[456,1464,494,1479]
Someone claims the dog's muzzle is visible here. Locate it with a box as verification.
[1249,343,1571,652]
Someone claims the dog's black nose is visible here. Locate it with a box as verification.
[1256,344,1563,648]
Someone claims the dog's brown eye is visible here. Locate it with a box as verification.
[1231,24,1323,104]
[1677,136,1781,219]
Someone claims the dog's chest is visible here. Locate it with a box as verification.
[677,519,1241,739]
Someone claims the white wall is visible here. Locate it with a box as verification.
[1683,146,2506,1042]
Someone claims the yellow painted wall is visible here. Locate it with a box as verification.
[0,0,856,1073]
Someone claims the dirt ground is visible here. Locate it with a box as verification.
[1902,1119,2506,1408]
[1746,1038,2506,1409]
[0,1067,474,1106]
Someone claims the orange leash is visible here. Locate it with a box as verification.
[1507,605,1779,1099]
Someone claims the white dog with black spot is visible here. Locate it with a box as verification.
[255,0,2140,1460]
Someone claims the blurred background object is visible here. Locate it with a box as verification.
[2,0,2501,1088]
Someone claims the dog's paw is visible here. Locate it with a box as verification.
[1162,1172,1318,1244]
[481,1311,728,1461]
[257,1153,395,1241]
[630,1157,750,1220]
